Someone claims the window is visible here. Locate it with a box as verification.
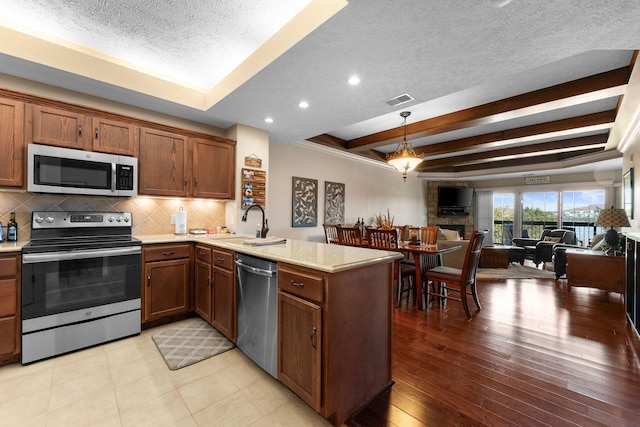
[521,191,558,239]
[561,190,605,245]
[493,193,515,244]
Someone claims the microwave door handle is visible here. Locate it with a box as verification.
[112,162,117,193]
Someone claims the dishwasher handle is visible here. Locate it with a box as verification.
[235,259,277,277]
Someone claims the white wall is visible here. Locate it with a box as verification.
[267,141,427,242]
[226,124,270,236]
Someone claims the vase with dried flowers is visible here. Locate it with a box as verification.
[374,209,395,229]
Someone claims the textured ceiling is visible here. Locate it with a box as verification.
[1,0,312,89]
[1,0,640,180]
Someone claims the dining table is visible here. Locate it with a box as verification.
[398,241,461,310]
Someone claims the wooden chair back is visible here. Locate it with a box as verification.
[323,224,339,244]
[461,230,486,286]
[366,227,400,250]
[336,225,364,247]
[421,226,439,245]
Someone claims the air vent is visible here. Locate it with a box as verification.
[385,93,414,107]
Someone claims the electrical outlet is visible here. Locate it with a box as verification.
[170,215,176,224]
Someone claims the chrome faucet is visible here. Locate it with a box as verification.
[241,204,269,238]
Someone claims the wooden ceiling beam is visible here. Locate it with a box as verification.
[405,110,615,158]
[414,134,607,171]
[422,148,605,173]
[306,133,348,150]
[347,66,629,151]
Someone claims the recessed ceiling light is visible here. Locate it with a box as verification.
[299,101,309,109]
[348,76,360,85]
[265,117,273,123]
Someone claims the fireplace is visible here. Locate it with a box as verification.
[437,224,465,238]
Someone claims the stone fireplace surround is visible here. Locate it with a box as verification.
[427,181,475,240]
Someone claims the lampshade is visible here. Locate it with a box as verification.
[386,111,423,181]
[595,205,630,249]
[595,206,630,229]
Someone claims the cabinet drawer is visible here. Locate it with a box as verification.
[279,266,324,304]
[195,245,212,263]
[144,244,191,262]
[213,249,234,270]
[0,256,18,279]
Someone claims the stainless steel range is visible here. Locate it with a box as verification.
[21,211,142,364]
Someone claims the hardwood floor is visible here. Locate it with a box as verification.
[348,273,640,427]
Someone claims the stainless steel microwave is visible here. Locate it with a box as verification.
[27,144,138,197]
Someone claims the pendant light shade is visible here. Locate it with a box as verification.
[386,111,423,181]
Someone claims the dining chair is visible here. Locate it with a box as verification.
[336,225,365,247]
[423,230,486,318]
[323,223,340,244]
[366,227,417,306]
[421,226,439,245]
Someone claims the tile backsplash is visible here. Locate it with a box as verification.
[0,191,226,241]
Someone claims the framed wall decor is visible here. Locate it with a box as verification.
[241,168,266,209]
[292,176,318,227]
[624,167,634,219]
[324,181,345,225]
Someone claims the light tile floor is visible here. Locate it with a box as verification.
[0,319,333,427]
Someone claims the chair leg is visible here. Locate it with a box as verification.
[470,282,481,311]
[460,282,472,318]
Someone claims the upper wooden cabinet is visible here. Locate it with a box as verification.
[192,138,235,199]
[92,117,136,156]
[138,127,190,197]
[0,97,24,187]
[27,105,92,150]
[139,128,235,199]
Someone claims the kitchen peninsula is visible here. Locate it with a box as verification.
[137,234,402,427]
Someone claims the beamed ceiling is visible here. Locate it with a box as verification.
[308,59,637,179]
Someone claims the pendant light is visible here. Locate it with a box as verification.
[386,111,423,181]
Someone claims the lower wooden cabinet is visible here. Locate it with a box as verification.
[277,262,393,426]
[194,246,213,323]
[0,253,20,364]
[278,291,321,410]
[194,245,236,341]
[142,244,191,323]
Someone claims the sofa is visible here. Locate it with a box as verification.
[436,228,469,269]
[512,228,576,266]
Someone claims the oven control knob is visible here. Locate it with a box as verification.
[108,216,115,222]
[45,216,54,223]
[123,216,130,223]
[35,216,44,224]
[116,216,123,222]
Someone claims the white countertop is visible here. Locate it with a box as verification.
[0,241,26,253]
[135,234,402,273]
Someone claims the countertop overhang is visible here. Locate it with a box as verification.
[136,234,402,273]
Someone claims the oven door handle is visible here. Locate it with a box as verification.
[22,246,142,264]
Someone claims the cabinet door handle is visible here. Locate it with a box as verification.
[310,327,317,349]
[198,250,205,256]
[95,127,99,139]
[78,125,82,136]
[147,274,151,286]
[291,281,304,288]
[207,276,212,287]
[217,257,225,262]
[184,177,188,189]
[161,251,175,256]
[194,178,198,187]
[210,276,215,287]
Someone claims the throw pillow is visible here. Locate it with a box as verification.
[436,229,446,241]
[544,236,561,243]
[441,228,461,241]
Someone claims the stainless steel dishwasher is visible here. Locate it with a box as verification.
[235,254,278,377]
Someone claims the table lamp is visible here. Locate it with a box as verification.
[595,205,630,249]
